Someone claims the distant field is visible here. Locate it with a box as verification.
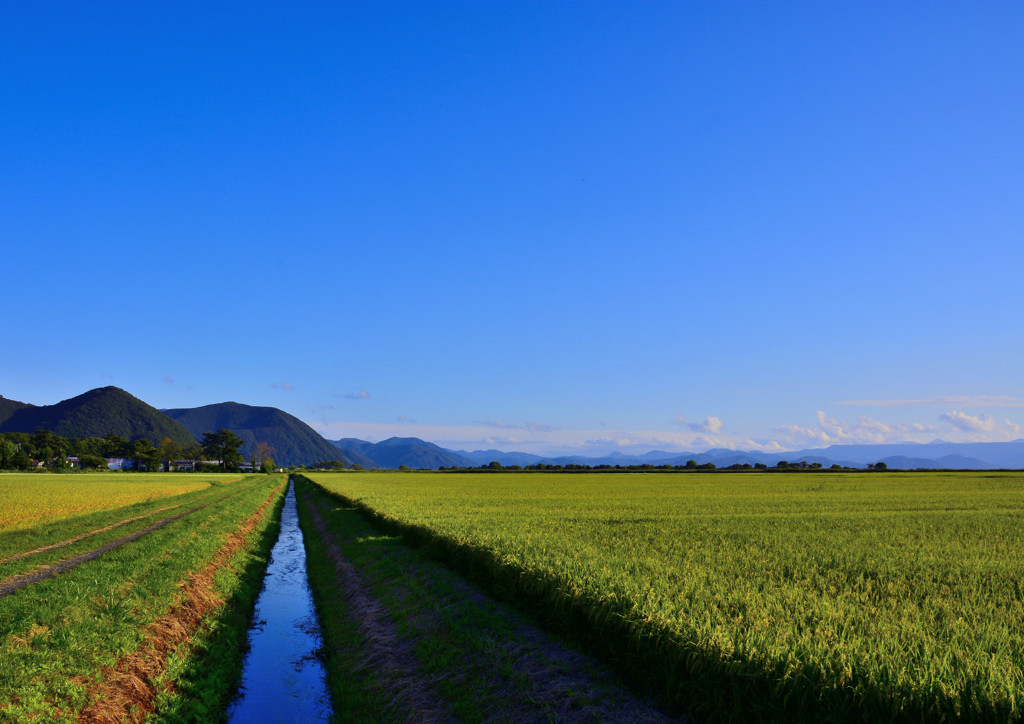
[306,470,1024,721]
[0,472,240,531]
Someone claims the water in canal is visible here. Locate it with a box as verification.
[228,479,332,722]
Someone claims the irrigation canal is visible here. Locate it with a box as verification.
[228,478,332,722]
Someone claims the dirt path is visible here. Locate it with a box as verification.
[301,487,455,723]
[76,481,285,723]
[0,502,184,566]
[0,503,211,599]
[299,482,678,723]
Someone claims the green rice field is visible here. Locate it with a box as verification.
[305,470,1024,721]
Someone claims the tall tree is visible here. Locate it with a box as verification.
[202,429,244,471]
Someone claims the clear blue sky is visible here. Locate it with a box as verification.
[3,2,1022,455]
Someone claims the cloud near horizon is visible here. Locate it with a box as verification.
[838,395,1024,408]
[775,410,1024,448]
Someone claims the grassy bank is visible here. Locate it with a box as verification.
[0,474,285,722]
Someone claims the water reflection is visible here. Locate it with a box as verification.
[228,480,331,723]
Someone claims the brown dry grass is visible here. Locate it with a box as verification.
[75,482,284,724]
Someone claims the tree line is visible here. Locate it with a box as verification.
[0,429,276,473]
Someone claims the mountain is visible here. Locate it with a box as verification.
[164,402,346,468]
[0,387,195,446]
[458,449,546,467]
[330,437,474,470]
[450,440,1024,470]
[329,439,380,468]
[0,395,31,426]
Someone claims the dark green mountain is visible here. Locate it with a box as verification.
[0,395,31,427]
[0,387,196,446]
[330,436,473,469]
[164,402,347,468]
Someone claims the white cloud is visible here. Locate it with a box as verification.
[941,410,997,433]
[341,390,370,400]
[674,415,724,434]
[774,411,940,447]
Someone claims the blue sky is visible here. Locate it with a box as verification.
[3,2,1022,455]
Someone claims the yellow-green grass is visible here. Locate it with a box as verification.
[306,471,1024,721]
[0,475,285,721]
[0,472,240,531]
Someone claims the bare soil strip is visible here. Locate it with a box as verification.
[300,486,455,723]
[75,482,284,724]
[0,502,184,566]
[0,504,210,599]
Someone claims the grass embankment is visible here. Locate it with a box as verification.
[305,471,1024,722]
[294,474,667,723]
[0,474,286,722]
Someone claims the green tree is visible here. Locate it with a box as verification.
[159,437,182,472]
[202,429,244,471]
[129,439,160,471]
[0,438,17,469]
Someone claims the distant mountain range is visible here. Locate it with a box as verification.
[456,440,1024,470]
[2,386,1023,470]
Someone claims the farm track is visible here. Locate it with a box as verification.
[0,497,229,599]
[76,480,286,723]
[0,502,185,566]
[298,479,676,723]
[300,484,454,723]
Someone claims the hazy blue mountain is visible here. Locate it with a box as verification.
[458,449,546,467]
[165,402,346,467]
[328,438,379,468]
[0,387,196,446]
[446,440,1024,470]
[329,437,474,469]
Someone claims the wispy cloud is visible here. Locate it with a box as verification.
[838,396,1024,408]
[341,390,370,400]
[162,374,174,385]
[271,382,295,391]
[675,415,724,434]
[474,420,558,433]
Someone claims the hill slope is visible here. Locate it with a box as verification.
[0,387,196,446]
[165,402,347,468]
[0,395,31,427]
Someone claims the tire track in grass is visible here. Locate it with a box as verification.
[75,481,285,723]
[0,498,227,599]
[299,484,455,723]
[0,502,185,566]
